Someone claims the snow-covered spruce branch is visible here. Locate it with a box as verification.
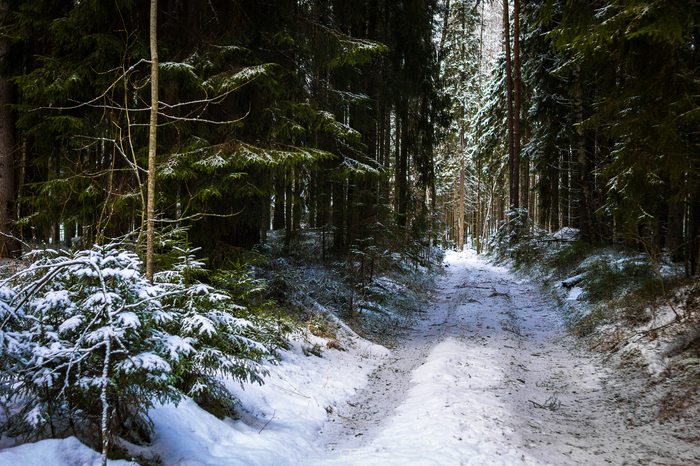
[0,244,288,457]
[2,253,116,458]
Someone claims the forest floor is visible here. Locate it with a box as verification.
[315,250,700,465]
[2,249,700,465]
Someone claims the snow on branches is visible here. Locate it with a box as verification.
[0,244,287,458]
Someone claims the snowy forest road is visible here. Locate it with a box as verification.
[316,251,694,465]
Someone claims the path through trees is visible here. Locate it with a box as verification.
[320,251,700,464]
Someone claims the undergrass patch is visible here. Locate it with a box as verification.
[545,241,597,278]
[256,230,441,347]
[580,257,655,303]
[573,303,615,337]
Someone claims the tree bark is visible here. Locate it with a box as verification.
[273,168,285,230]
[0,0,16,257]
[0,60,14,257]
[332,178,345,250]
[397,105,409,227]
[146,0,158,282]
[458,122,465,251]
[667,198,685,262]
[503,0,516,212]
[285,167,292,233]
[512,0,521,214]
[574,66,595,243]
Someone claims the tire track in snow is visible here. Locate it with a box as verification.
[316,251,700,465]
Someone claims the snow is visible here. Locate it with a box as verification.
[31,290,72,314]
[566,286,583,301]
[0,437,132,466]
[143,334,389,466]
[118,352,171,373]
[116,311,140,329]
[314,251,541,465]
[0,250,552,465]
[552,227,579,241]
[58,314,84,333]
[164,335,195,359]
[182,314,216,336]
[138,285,163,299]
[4,249,699,465]
[321,338,538,465]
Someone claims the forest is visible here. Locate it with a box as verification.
[0,0,696,272]
[0,0,699,464]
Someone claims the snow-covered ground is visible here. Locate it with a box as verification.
[3,250,700,465]
[0,304,391,466]
[315,251,700,465]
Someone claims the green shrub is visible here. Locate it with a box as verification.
[546,241,595,276]
[0,244,290,456]
[581,257,655,304]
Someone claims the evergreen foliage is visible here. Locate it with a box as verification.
[453,0,700,273]
[1,0,444,262]
[0,244,287,453]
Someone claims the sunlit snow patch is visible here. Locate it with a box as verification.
[567,286,583,301]
[314,338,542,466]
[0,437,131,466]
[144,333,389,465]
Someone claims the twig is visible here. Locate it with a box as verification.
[258,410,276,434]
[501,325,522,337]
[529,394,561,411]
[0,231,31,251]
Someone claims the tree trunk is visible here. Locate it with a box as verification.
[397,105,409,227]
[458,144,465,251]
[574,67,595,243]
[308,169,316,229]
[667,199,685,262]
[0,33,15,257]
[503,0,516,212]
[512,0,521,214]
[273,168,285,230]
[285,167,292,233]
[346,174,354,247]
[476,158,482,254]
[332,178,345,250]
[146,0,158,283]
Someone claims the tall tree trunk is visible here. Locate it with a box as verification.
[503,0,516,212]
[691,195,700,276]
[476,158,482,254]
[561,149,570,228]
[512,0,521,214]
[308,169,316,229]
[273,168,285,230]
[293,169,302,231]
[458,121,465,251]
[146,0,158,283]
[332,178,345,250]
[284,166,292,248]
[285,167,292,233]
[346,174,354,248]
[550,164,560,232]
[574,67,594,243]
[397,105,409,227]
[261,191,270,244]
[528,167,535,223]
[0,25,15,257]
[667,198,685,262]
